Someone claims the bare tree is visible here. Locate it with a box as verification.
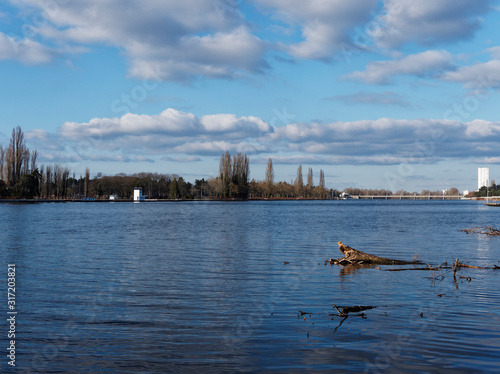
[219,151,232,197]
[295,164,303,197]
[11,126,28,186]
[307,167,313,188]
[265,158,274,185]
[85,167,90,197]
[231,152,250,198]
[319,169,325,189]
[45,164,52,198]
[0,145,4,182]
[265,157,274,197]
[30,150,38,173]
[446,187,460,196]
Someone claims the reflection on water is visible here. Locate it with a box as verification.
[0,200,499,373]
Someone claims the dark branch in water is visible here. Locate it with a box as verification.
[460,226,500,236]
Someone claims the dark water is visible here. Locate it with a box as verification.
[1,200,499,373]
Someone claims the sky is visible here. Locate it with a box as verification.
[1,0,500,193]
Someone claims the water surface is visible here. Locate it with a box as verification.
[1,200,499,373]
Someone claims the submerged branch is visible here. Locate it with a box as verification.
[460,226,500,236]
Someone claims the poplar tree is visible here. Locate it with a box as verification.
[84,168,90,197]
[0,145,4,182]
[5,126,30,186]
[307,167,313,188]
[295,164,303,197]
[319,169,325,189]
[232,152,249,198]
[265,158,274,197]
[219,151,232,197]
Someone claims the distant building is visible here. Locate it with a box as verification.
[109,194,119,200]
[478,168,489,190]
[463,190,469,196]
[133,187,145,202]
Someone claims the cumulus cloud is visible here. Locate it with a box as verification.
[60,108,273,140]
[272,118,500,161]
[442,59,500,89]
[345,50,455,84]
[8,0,267,80]
[0,32,58,64]
[370,0,494,48]
[4,1,497,78]
[57,108,274,157]
[29,109,500,166]
[253,0,377,60]
[486,46,500,59]
[256,155,403,165]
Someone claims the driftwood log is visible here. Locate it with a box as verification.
[327,241,417,266]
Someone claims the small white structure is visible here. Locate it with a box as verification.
[340,192,350,200]
[134,187,145,202]
[109,194,119,201]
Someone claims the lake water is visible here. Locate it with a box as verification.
[1,200,499,373]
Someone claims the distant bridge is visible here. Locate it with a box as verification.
[353,195,465,200]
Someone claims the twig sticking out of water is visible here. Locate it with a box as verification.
[460,226,500,236]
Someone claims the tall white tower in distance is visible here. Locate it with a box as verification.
[478,167,489,190]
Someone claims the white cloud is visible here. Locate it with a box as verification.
[171,141,272,156]
[57,108,274,157]
[486,46,500,59]
[345,50,455,84]
[273,118,500,161]
[0,32,57,64]
[9,0,267,80]
[60,108,273,140]
[29,110,500,165]
[474,157,500,164]
[370,0,494,48]
[442,59,500,89]
[463,119,500,138]
[253,0,377,60]
[4,0,498,78]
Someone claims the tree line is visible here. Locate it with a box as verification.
[474,183,500,198]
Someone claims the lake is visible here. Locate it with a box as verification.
[1,200,499,373]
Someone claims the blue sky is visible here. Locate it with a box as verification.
[1,0,500,192]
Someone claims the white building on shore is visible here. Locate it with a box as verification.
[134,187,145,202]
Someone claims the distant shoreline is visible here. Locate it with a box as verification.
[1,196,494,204]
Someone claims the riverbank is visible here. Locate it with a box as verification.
[0,196,493,203]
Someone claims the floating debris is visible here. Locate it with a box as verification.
[460,226,500,236]
[326,241,418,266]
[332,304,376,317]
